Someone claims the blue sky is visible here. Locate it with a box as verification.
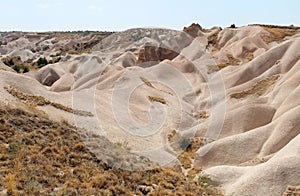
[1,0,299,31]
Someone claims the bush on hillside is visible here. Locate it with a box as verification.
[37,57,48,68]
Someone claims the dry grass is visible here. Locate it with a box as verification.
[1,55,61,73]
[140,77,155,88]
[245,52,254,61]
[283,185,300,196]
[168,132,208,169]
[195,110,209,119]
[141,77,174,95]
[0,106,221,195]
[148,96,167,104]
[231,75,280,99]
[178,152,193,169]
[206,29,221,49]
[250,24,300,30]
[5,173,16,195]
[187,166,202,179]
[217,54,241,69]
[238,157,269,166]
[51,32,113,55]
[261,26,299,44]
[5,86,93,117]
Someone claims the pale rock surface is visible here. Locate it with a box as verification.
[1,25,300,195]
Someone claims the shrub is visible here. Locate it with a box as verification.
[12,65,30,73]
[230,24,236,28]
[179,137,191,150]
[148,96,166,104]
[198,175,213,189]
[23,66,30,73]
[55,57,61,63]
[3,58,15,66]
[37,57,48,68]
[199,110,209,119]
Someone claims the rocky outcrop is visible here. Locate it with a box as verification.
[50,73,75,92]
[1,24,300,196]
[183,23,203,37]
[137,45,179,66]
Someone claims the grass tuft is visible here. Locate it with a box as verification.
[231,75,280,99]
[261,26,299,43]
[5,86,93,116]
[148,96,167,104]
[0,106,221,195]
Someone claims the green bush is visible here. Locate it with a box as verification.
[23,66,29,73]
[48,57,61,64]
[55,57,61,63]
[3,58,14,66]
[12,64,21,72]
[37,57,48,68]
[179,137,191,150]
[12,64,30,73]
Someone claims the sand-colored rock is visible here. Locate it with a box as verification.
[0,61,15,72]
[137,45,179,66]
[1,24,300,195]
[112,51,137,68]
[183,23,204,38]
[50,73,75,92]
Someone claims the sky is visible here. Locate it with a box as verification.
[0,0,299,32]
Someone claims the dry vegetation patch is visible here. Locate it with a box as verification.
[5,86,93,117]
[0,106,221,195]
[216,54,241,69]
[168,131,212,170]
[245,52,254,61]
[283,185,300,196]
[148,96,167,104]
[140,77,155,88]
[251,24,300,44]
[194,110,209,119]
[206,28,221,50]
[262,27,298,43]
[231,75,280,99]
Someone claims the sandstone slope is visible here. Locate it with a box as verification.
[1,24,300,195]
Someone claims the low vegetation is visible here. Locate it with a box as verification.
[216,54,241,69]
[11,64,29,73]
[262,27,299,43]
[168,130,213,170]
[36,57,48,68]
[231,75,280,99]
[5,86,93,117]
[51,32,114,55]
[0,105,222,195]
[245,52,254,61]
[206,29,221,49]
[283,185,300,196]
[140,77,155,88]
[2,56,30,73]
[148,96,167,104]
[250,24,300,44]
[198,110,209,119]
[1,56,61,73]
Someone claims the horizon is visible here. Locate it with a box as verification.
[0,23,299,33]
[1,0,299,32]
